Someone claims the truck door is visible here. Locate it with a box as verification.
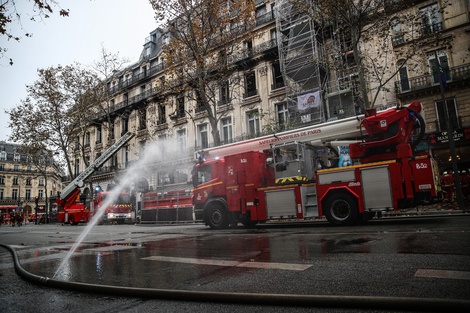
[226,171,245,213]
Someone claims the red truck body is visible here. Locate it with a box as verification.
[192,101,440,229]
[94,192,133,224]
[57,190,91,225]
[140,189,193,223]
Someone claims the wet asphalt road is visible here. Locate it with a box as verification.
[0,215,469,313]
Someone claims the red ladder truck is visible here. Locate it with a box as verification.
[192,101,440,228]
[57,132,135,225]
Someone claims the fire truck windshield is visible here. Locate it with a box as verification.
[195,165,212,186]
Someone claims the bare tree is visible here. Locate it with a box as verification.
[7,63,102,178]
[0,0,69,65]
[149,0,256,147]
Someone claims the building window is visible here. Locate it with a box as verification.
[0,164,4,171]
[158,104,166,125]
[13,176,18,185]
[177,96,185,117]
[38,190,44,199]
[277,103,289,131]
[39,178,45,186]
[247,110,260,136]
[74,159,80,177]
[122,117,129,135]
[0,189,4,200]
[391,18,404,45]
[14,165,19,172]
[428,51,450,85]
[0,152,6,161]
[397,60,410,92]
[158,171,171,185]
[219,81,230,105]
[12,189,18,200]
[244,71,257,98]
[109,121,115,140]
[177,129,187,152]
[85,132,91,146]
[14,153,20,162]
[139,108,147,130]
[271,62,284,90]
[96,125,102,144]
[139,141,146,156]
[221,117,233,144]
[25,189,31,200]
[435,98,459,132]
[198,124,209,149]
[0,176,4,185]
[123,145,129,167]
[420,3,442,35]
[158,134,166,156]
[26,178,31,186]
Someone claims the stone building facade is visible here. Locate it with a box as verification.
[75,0,470,194]
[0,141,63,223]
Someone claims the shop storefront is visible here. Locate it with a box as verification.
[428,127,470,173]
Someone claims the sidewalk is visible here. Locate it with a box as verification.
[382,199,470,217]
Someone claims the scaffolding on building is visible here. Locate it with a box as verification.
[275,0,361,123]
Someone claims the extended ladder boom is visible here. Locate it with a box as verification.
[59,132,135,201]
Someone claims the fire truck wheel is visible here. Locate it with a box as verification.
[206,204,229,230]
[68,216,75,225]
[323,193,359,226]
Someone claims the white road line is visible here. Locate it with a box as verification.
[142,255,312,271]
[415,269,470,280]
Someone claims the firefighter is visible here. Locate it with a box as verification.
[460,170,469,199]
[440,171,455,202]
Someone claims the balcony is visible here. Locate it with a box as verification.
[229,39,278,64]
[391,34,405,46]
[107,63,165,95]
[395,63,470,95]
[421,22,443,36]
[256,11,275,27]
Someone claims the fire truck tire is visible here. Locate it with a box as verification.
[323,193,359,226]
[68,215,75,225]
[205,204,229,230]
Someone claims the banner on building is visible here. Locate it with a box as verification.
[297,90,321,111]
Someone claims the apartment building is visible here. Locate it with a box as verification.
[0,141,63,221]
[75,0,469,194]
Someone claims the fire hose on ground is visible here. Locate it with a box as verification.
[1,243,469,312]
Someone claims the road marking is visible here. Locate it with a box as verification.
[415,269,470,280]
[142,256,312,271]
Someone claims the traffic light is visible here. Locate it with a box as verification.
[35,196,39,205]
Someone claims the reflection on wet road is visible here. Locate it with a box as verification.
[1,216,469,300]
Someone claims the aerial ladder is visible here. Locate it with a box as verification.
[56,132,135,215]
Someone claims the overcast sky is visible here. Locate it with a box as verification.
[0,0,157,141]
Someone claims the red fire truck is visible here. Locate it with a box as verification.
[57,132,135,225]
[192,101,440,228]
[140,189,193,223]
[94,191,133,224]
